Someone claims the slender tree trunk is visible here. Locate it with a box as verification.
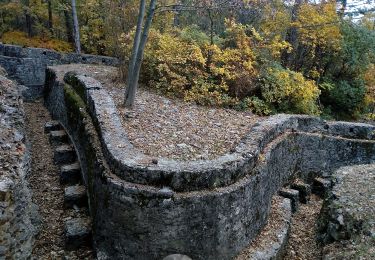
[124,0,157,108]
[48,0,53,33]
[124,0,146,101]
[71,0,81,53]
[24,0,32,37]
[64,9,74,43]
[25,12,32,37]
[282,0,302,69]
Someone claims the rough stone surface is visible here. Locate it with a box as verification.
[54,145,76,165]
[0,72,39,259]
[163,254,192,260]
[312,177,331,197]
[0,43,119,100]
[49,130,69,145]
[318,164,375,259]
[291,180,311,203]
[43,69,375,260]
[279,188,300,213]
[64,185,87,208]
[60,162,81,185]
[235,197,292,260]
[44,120,62,133]
[65,218,92,250]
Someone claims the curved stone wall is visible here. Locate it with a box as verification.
[44,67,375,260]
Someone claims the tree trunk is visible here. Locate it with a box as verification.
[124,0,157,108]
[282,0,302,69]
[71,0,81,53]
[64,9,74,44]
[48,0,53,33]
[124,0,146,102]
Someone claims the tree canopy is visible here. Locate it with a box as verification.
[1,0,374,119]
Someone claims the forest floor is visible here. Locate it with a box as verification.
[25,100,93,260]
[52,64,260,160]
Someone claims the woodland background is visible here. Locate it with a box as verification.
[1,0,374,119]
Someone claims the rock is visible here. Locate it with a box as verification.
[64,218,92,250]
[318,164,375,259]
[291,180,311,203]
[49,130,69,146]
[60,162,81,185]
[163,254,192,260]
[44,121,62,133]
[312,177,331,197]
[279,188,299,213]
[64,185,87,208]
[54,145,76,165]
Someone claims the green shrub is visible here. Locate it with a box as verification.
[260,66,321,115]
[321,79,366,118]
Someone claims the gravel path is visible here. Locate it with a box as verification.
[51,64,260,161]
[284,195,323,260]
[24,100,93,259]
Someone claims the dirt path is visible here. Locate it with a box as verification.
[284,195,323,260]
[24,100,93,259]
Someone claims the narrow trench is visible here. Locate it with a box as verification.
[23,99,325,260]
[283,194,324,260]
[24,100,93,259]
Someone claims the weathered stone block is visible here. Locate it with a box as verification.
[60,162,81,185]
[49,130,68,146]
[54,145,76,165]
[291,180,311,203]
[312,177,331,197]
[163,254,192,260]
[279,188,299,213]
[64,218,92,250]
[44,121,62,133]
[64,185,87,208]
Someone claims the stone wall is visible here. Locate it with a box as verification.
[0,71,39,258]
[44,67,375,260]
[0,43,119,100]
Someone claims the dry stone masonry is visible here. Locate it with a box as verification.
[46,67,375,259]
[0,43,374,259]
[0,43,119,100]
[0,69,39,259]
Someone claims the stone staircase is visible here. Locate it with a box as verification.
[237,177,332,259]
[45,121,92,251]
[279,177,332,214]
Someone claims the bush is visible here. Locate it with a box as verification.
[1,31,72,52]
[261,65,321,115]
[239,96,272,115]
[321,79,366,117]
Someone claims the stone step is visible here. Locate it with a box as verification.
[64,217,92,250]
[49,130,69,146]
[312,177,331,197]
[60,162,81,185]
[54,145,76,165]
[44,121,62,133]
[290,180,311,204]
[64,185,87,208]
[278,188,299,213]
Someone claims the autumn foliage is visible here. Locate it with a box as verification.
[1,0,375,119]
